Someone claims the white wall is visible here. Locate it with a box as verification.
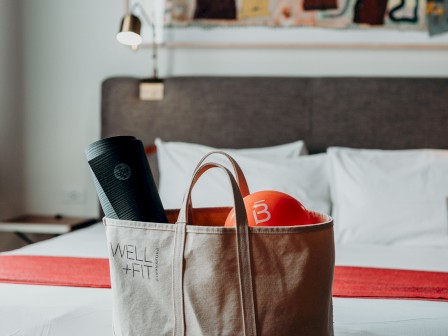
[0,0,25,250]
[22,0,448,217]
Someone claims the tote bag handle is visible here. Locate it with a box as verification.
[191,151,250,197]
[175,162,257,336]
[186,151,250,223]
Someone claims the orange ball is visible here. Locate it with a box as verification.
[225,190,311,227]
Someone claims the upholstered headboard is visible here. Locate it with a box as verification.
[102,77,448,155]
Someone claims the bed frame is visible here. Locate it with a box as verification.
[101,76,448,179]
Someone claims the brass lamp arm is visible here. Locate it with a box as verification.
[131,2,159,79]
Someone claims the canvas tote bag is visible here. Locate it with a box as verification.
[104,152,335,336]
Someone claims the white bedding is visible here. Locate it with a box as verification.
[1,223,448,336]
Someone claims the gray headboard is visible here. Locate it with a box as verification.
[102,77,448,155]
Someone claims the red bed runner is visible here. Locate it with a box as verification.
[0,256,110,288]
[333,266,448,301]
[0,256,447,301]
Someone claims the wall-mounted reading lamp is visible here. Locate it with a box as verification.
[117,0,164,100]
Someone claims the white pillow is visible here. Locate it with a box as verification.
[328,147,448,246]
[155,138,307,161]
[156,139,330,214]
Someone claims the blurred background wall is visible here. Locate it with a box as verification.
[1,0,447,224]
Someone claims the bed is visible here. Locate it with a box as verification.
[1,76,448,335]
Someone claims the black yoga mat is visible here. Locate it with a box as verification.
[86,136,168,223]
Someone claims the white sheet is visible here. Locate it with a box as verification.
[1,223,447,336]
[0,224,112,336]
[334,243,448,336]
[4,223,109,258]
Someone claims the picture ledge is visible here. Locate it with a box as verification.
[136,42,448,50]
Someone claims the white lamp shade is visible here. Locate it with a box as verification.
[116,31,143,46]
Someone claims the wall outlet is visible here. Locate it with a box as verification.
[63,186,86,204]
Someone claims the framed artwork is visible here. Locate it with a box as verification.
[138,0,448,48]
[167,0,425,29]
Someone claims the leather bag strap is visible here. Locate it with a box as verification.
[191,151,250,197]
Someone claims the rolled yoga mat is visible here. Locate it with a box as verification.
[86,136,168,223]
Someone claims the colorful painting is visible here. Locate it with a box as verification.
[165,0,428,31]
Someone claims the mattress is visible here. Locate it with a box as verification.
[1,223,447,336]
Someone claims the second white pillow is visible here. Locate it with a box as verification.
[328,147,448,246]
[156,139,330,214]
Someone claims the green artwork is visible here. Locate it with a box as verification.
[426,0,448,35]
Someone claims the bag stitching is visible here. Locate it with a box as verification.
[104,219,333,234]
[105,221,176,231]
[186,221,333,234]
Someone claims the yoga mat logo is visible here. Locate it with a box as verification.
[114,163,131,181]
